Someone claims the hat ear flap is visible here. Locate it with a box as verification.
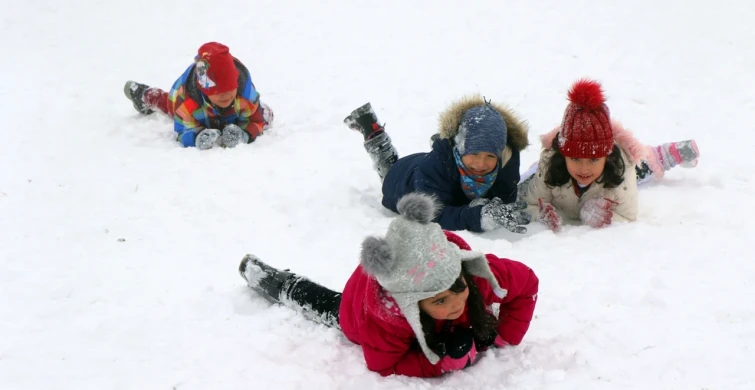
[399,300,442,364]
[360,236,396,278]
[459,250,507,299]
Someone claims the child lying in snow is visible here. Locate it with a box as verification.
[239,192,539,378]
[519,79,700,231]
[343,96,531,234]
[123,42,274,149]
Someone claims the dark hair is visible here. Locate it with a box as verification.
[544,135,626,189]
[420,267,499,354]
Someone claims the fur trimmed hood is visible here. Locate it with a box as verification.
[539,119,651,166]
[437,95,530,153]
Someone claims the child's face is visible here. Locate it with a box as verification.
[207,88,238,108]
[565,156,607,186]
[418,279,469,320]
[461,152,498,176]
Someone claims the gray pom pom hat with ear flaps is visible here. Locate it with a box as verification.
[359,192,507,364]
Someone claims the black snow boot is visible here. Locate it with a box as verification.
[364,132,399,180]
[123,80,154,115]
[344,102,385,141]
[239,254,295,303]
[344,102,399,180]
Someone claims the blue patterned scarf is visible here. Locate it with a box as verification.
[453,148,498,200]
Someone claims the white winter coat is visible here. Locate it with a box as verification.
[520,120,650,224]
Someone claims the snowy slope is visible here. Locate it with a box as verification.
[1,0,754,389]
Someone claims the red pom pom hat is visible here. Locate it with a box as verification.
[557,79,614,158]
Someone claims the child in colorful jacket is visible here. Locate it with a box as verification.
[239,192,539,377]
[123,42,274,149]
[343,97,531,233]
[519,79,700,231]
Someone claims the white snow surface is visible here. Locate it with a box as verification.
[1,1,754,389]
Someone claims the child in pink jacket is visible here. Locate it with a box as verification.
[239,192,539,377]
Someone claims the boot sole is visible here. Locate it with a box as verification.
[344,102,373,120]
[343,102,374,127]
[238,254,286,304]
[123,81,154,115]
[239,254,256,282]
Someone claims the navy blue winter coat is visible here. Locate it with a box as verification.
[381,96,530,232]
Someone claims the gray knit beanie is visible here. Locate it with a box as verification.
[359,192,507,364]
[454,104,508,157]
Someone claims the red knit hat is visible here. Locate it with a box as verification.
[194,42,239,95]
[557,79,614,158]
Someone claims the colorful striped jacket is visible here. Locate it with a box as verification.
[168,59,264,147]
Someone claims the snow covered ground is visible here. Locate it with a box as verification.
[1,0,753,389]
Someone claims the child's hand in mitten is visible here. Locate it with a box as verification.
[438,327,479,373]
[537,198,562,231]
[221,124,249,148]
[474,330,509,350]
[480,199,531,233]
[580,197,618,228]
[195,128,221,150]
[493,334,509,348]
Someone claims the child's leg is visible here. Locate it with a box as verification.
[649,140,700,173]
[124,81,155,115]
[142,87,173,116]
[364,132,399,180]
[124,81,173,116]
[519,161,539,184]
[344,103,399,181]
[515,161,540,199]
[281,277,342,329]
[637,140,700,184]
[634,161,654,185]
[239,255,341,329]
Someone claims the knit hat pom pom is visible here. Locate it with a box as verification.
[567,79,606,110]
[396,193,440,224]
[360,236,396,278]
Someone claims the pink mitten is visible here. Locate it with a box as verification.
[439,328,479,373]
[580,197,618,228]
[493,335,509,348]
[439,344,478,373]
[537,198,562,231]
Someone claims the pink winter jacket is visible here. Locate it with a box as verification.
[338,231,539,377]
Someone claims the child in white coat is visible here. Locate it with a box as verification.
[519,79,700,230]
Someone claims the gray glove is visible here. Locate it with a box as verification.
[221,124,249,148]
[480,198,531,233]
[196,128,221,150]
